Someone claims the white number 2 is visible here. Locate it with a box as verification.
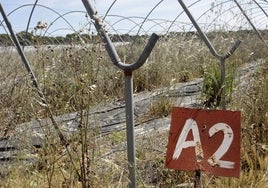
[208,123,234,169]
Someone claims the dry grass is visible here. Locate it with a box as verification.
[0,32,268,187]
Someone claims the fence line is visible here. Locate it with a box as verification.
[1,1,268,38]
[0,0,268,187]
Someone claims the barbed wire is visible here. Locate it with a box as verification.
[0,0,268,45]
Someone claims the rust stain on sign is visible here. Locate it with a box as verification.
[165,107,241,178]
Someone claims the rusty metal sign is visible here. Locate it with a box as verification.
[165,107,241,178]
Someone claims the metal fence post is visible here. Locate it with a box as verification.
[178,0,241,110]
[0,3,68,146]
[124,70,136,187]
[177,0,241,186]
[81,1,159,187]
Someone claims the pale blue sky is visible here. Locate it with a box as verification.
[0,0,267,36]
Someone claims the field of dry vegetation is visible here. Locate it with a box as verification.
[0,31,268,187]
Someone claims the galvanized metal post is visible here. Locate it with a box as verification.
[177,0,241,186]
[194,170,201,188]
[178,0,241,110]
[81,1,159,187]
[124,70,136,187]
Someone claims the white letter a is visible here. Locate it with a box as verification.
[172,118,203,160]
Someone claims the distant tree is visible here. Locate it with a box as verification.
[17,31,34,46]
[0,34,12,46]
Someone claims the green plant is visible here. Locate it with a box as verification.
[202,62,223,108]
[202,59,237,109]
